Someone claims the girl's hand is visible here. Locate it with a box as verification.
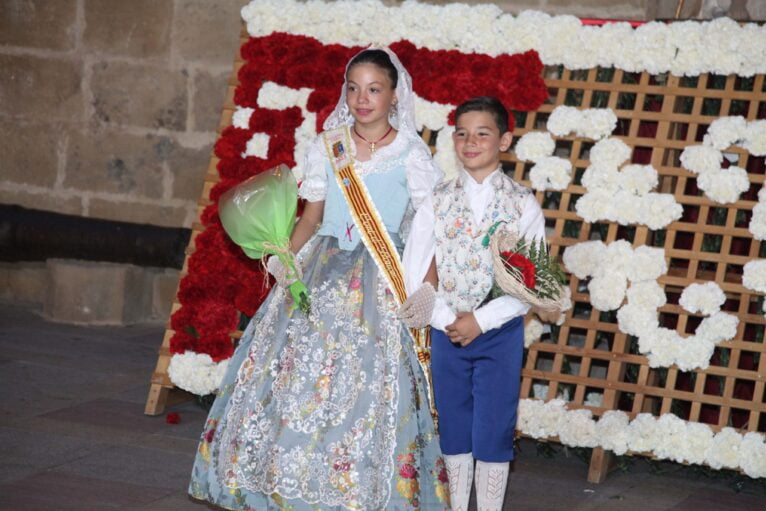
[446,312,482,347]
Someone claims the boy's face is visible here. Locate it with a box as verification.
[452,110,512,175]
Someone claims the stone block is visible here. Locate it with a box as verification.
[0,264,10,301]
[0,120,60,187]
[545,0,646,19]
[168,142,211,202]
[0,189,83,217]
[83,0,172,58]
[64,129,165,198]
[152,269,180,321]
[192,69,230,132]
[90,61,187,130]
[87,198,188,229]
[7,262,47,304]
[0,54,83,120]
[44,259,154,325]
[173,0,247,63]
[0,0,77,49]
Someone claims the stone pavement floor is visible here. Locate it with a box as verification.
[1,302,765,511]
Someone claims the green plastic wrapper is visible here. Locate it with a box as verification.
[218,164,310,314]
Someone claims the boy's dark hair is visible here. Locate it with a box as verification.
[454,96,511,134]
[347,49,398,89]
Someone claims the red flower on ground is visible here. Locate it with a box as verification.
[166,412,181,425]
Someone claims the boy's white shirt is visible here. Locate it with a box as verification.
[402,167,547,333]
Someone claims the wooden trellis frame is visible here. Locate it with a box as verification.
[146,28,766,484]
[508,66,766,482]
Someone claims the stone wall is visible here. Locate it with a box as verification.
[1,0,764,232]
[0,0,247,229]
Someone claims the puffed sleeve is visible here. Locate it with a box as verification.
[405,142,443,211]
[297,135,328,202]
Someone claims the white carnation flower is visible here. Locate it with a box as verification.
[680,145,722,175]
[654,413,688,462]
[743,259,766,293]
[613,190,643,225]
[696,312,739,344]
[596,410,630,455]
[743,120,766,156]
[617,303,658,337]
[589,137,632,168]
[414,95,453,131]
[532,383,549,400]
[578,108,617,140]
[514,131,555,162]
[562,240,605,279]
[257,81,311,110]
[575,189,616,223]
[677,421,714,465]
[517,398,546,437]
[703,116,747,150]
[168,351,229,396]
[675,337,715,371]
[706,427,743,470]
[679,282,726,316]
[637,193,683,230]
[604,240,634,276]
[618,164,658,195]
[546,105,581,137]
[588,274,627,311]
[696,166,750,204]
[626,280,667,309]
[529,156,572,191]
[558,409,598,448]
[627,413,658,453]
[749,202,766,241]
[584,392,603,407]
[627,246,667,283]
[525,318,544,348]
[434,126,458,180]
[637,326,679,358]
[581,164,621,193]
[740,432,766,479]
[243,132,270,159]
[232,106,254,129]
[646,332,683,368]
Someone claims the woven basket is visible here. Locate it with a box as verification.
[489,228,570,312]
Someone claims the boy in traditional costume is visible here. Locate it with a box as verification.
[401,96,547,511]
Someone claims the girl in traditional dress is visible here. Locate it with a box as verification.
[189,48,450,510]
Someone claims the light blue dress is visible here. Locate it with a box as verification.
[189,132,449,510]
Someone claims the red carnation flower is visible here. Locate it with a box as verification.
[166,412,181,425]
[501,251,537,289]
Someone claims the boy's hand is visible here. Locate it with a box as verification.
[446,312,482,347]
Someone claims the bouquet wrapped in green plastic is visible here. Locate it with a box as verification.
[218,164,310,314]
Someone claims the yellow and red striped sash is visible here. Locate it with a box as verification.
[323,126,436,419]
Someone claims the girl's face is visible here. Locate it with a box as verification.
[346,63,396,127]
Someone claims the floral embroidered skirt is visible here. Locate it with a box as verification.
[189,236,449,510]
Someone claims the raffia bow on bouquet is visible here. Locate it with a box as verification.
[484,221,571,314]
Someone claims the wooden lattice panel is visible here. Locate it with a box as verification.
[498,66,766,473]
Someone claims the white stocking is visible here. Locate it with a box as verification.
[475,460,509,511]
[444,453,473,511]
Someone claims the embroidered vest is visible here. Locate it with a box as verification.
[433,172,530,312]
